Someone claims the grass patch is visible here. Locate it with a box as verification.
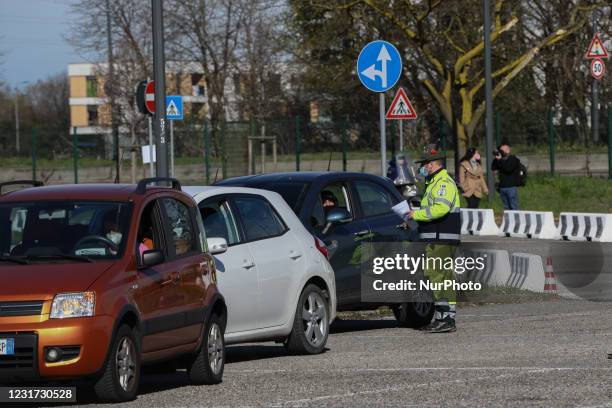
[462,174,612,216]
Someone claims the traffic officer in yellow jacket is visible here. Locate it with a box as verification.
[406,144,461,333]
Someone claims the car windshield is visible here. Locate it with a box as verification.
[255,182,310,213]
[0,201,132,262]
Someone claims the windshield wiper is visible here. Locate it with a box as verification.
[0,256,29,265]
[25,254,93,263]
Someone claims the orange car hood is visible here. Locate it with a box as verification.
[0,262,115,300]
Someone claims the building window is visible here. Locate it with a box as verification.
[86,76,98,97]
[87,105,99,126]
[191,74,204,96]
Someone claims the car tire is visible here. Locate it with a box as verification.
[392,298,435,328]
[187,313,225,385]
[286,284,329,355]
[94,324,141,402]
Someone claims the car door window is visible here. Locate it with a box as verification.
[233,195,287,241]
[199,199,240,245]
[160,198,196,257]
[354,180,397,217]
[310,183,353,230]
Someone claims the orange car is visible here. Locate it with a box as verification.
[0,178,227,402]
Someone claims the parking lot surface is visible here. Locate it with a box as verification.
[67,299,612,407]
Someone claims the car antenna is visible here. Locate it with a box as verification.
[327,152,332,171]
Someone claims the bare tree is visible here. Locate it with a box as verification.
[166,0,246,147]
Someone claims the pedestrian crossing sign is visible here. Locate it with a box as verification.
[385,87,417,120]
[165,95,184,120]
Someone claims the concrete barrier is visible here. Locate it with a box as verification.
[460,208,500,236]
[456,248,511,286]
[559,212,612,242]
[508,252,545,292]
[500,210,559,240]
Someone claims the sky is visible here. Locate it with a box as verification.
[0,0,80,88]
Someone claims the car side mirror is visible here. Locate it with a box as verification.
[322,208,352,235]
[142,249,164,268]
[207,237,228,255]
[325,208,351,224]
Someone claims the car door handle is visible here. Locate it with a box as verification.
[354,230,370,237]
[241,260,255,269]
[289,250,302,260]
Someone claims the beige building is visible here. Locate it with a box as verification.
[68,62,210,136]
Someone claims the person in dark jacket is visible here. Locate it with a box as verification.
[491,142,520,210]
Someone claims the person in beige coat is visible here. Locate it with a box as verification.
[458,148,488,208]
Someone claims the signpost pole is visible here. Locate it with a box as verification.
[148,116,154,177]
[72,127,79,184]
[399,120,403,151]
[380,93,386,176]
[591,12,600,144]
[170,120,174,177]
[152,0,168,178]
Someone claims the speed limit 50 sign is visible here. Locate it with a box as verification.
[590,58,605,80]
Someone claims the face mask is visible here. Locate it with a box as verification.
[418,166,429,177]
[107,231,122,245]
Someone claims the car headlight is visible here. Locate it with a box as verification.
[50,292,95,319]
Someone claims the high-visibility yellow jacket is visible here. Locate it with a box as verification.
[413,168,461,242]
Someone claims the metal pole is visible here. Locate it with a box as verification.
[548,110,555,175]
[106,0,120,183]
[72,127,79,184]
[295,116,301,171]
[260,125,265,173]
[483,0,495,205]
[221,122,227,178]
[152,0,168,177]
[380,93,386,176]
[148,116,154,176]
[342,118,348,171]
[592,12,600,144]
[399,120,403,151]
[608,108,612,179]
[170,120,174,177]
[14,91,20,155]
[31,128,37,182]
[204,121,210,184]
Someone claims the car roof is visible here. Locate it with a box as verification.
[214,171,388,186]
[183,185,285,203]
[0,183,178,202]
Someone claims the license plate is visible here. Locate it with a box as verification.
[0,338,14,355]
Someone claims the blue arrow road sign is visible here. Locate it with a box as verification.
[165,95,184,120]
[357,41,402,93]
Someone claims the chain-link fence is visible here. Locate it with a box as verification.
[1,107,611,184]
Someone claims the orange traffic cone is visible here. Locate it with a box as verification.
[544,256,558,294]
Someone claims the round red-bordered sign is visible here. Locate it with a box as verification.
[590,58,605,80]
[145,81,155,114]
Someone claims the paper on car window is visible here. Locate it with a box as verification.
[391,200,411,221]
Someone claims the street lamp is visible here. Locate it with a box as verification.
[14,80,30,155]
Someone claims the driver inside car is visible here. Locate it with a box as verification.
[321,190,338,210]
[103,215,123,255]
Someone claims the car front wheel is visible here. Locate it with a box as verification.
[392,298,435,328]
[94,324,141,402]
[286,284,329,355]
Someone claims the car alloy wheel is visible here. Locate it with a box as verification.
[116,336,137,392]
[208,322,224,375]
[302,292,328,347]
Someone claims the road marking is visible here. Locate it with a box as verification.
[267,368,612,407]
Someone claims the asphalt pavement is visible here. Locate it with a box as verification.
[66,299,612,407]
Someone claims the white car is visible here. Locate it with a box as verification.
[184,186,337,354]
